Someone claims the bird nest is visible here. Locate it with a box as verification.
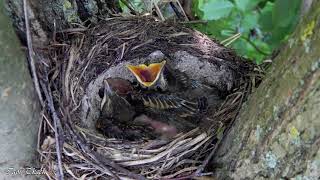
[37,16,261,179]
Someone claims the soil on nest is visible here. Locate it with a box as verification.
[38,16,261,179]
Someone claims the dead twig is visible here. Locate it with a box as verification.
[65,46,78,101]
[40,78,64,180]
[179,20,207,24]
[23,0,44,107]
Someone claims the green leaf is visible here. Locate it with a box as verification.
[192,0,301,64]
[272,0,301,28]
[234,0,261,11]
[194,19,231,40]
[242,12,259,32]
[200,0,234,20]
[232,38,270,63]
[269,26,291,46]
[259,2,274,32]
[259,0,301,47]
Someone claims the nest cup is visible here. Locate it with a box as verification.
[39,16,259,179]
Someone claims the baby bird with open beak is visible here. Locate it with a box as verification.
[126,60,167,90]
[126,60,224,111]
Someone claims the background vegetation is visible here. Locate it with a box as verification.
[121,0,301,63]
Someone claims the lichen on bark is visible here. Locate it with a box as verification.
[212,1,320,179]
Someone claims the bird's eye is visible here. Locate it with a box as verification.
[98,88,104,98]
[156,86,163,92]
[132,81,138,86]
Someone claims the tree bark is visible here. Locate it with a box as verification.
[0,2,40,180]
[212,1,320,179]
[5,0,118,45]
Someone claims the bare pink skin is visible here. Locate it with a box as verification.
[134,115,178,139]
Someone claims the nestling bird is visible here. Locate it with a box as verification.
[97,78,152,140]
[96,77,207,139]
[99,78,135,123]
[129,92,207,133]
[99,77,134,97]
[130,92,208,119]
[126,59,224,110]
[99,77,208,119]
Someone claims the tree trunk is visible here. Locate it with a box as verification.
[212,1,320,179]
[0,2,40,180]
[5,0,118,45]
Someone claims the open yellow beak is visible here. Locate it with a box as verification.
[126,61,166,87]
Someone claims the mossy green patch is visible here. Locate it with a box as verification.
[289,126,299,139]
[63,0,72,11]
[288,125,301,146]
[300,20,315,42]
[62,0,80,23]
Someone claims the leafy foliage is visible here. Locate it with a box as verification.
[192,0,301,63]
[119,0,301,63]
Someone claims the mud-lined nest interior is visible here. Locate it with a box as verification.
[37,16,261,179]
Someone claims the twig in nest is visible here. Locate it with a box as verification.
[154,2,165,21]
[23,0,44,107]
[195,92,245,176]
[40,80,64,180]
[194,137,220,177]
[179,20,207,24]
[132,39,154,50]
[171,0,189,21]
[66,122,120,179]
[57,28,87,33]
[116,43,126,61]
[62,142,119,179]
[163,166,198,179]
[169,2,184,21]
[37,111,45,152]
[64,46,78,102]
[64,120,147,180]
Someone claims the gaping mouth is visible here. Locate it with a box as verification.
[126,60,166,87]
